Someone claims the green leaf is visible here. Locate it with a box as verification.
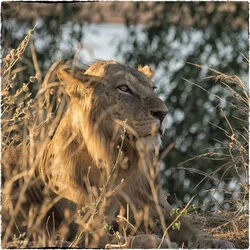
[170,209,176,216]
[172,221,181,231]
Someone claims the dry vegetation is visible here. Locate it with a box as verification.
[1,29,248,248]
[2,28,69,248]
[182,64,249,248]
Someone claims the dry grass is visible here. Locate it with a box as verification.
[2,28,69,248]
[1,29,248,248]
[182,63,249,248]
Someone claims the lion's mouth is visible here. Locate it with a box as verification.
[143,127,164,137]
[125,129,163,142]
[136,133,162,152]
[159,127,164,135]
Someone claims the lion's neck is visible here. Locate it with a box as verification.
[41,107,158,204]
[59,106,139,173]
[45,105,160,201]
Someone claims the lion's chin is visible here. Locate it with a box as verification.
[136,134,162,153]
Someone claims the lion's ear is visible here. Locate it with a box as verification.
[57,61,99,97]
[137,65,154,79]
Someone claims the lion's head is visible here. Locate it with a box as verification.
[56,61,167,167]
[39,60,168,204]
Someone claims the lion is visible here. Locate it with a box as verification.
[3,60,235,248]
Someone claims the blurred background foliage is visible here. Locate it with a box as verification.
[2,1,248,208]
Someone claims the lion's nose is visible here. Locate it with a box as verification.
[150,110,167,124]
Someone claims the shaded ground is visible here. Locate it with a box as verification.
[195,211,249,249]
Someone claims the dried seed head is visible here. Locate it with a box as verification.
[22,83,29,92]
[28,30,34,36]
[28,99,34,106]
[20,41,26,49]
[29,76,35,82]
[10,49,16,57]
[5,54,11,61]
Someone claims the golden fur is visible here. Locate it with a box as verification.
[36,60,234,248]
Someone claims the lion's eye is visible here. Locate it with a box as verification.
[118,85,131,93]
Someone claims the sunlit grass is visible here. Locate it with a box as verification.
[1,30,248,248]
